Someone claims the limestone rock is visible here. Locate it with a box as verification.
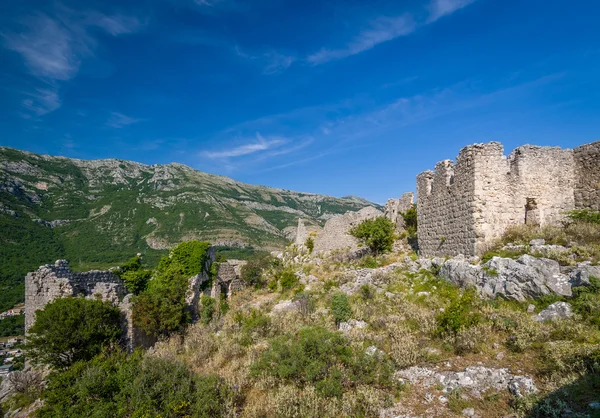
[534,302,573,322]
[395,365,537,397]
[569,263,600,287]
[271,299,301,315]
[339,319,367,333]
[439,254,574,301]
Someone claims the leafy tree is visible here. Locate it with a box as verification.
[330,293,352,325]
[349,217,395,255]
[133,281,188,337]
[400,204,418,238]
[240,254,272,288]
[38,350,233,418]
[158,241,212,278]
[26,298,122,369]
[0,315,24,337]
[200,295,216,325]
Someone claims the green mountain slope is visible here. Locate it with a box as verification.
[0,147,377,310]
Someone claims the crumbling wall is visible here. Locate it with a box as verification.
[417,141,581,257]
[25,260,126,331]
[313,206,383,252]
[574,141,600,211]
[384,192,414,230]
[214,259,247,299]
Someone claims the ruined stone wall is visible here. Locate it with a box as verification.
[313,206,383,252]
[574,141,600,211]
[294,218,308,246]
[384,192,414,230]
[25,260,125,331]
[417,145,479,257]
[417,142,581,257]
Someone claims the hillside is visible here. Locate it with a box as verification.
[0,147,377,311]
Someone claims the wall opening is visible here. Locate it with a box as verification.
[525,198,540,225]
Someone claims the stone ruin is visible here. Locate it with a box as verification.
[295,206,383,253]
[383,192,414,230]
[25,247,248,351]
[417,140,600,257]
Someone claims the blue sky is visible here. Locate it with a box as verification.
[1,0,599,204]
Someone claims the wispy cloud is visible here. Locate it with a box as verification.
[307,15,415,65]
[307,0,478,65]
[427,0,477,22]
[2,6,143,116]
[106,112,144,128]
[234,46,296,75]
[21,87,62,117]
[203,133,287,159]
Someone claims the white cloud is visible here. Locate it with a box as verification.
[106,112,143,128]
[234,46,296,75]
[203,134,286,159]
[2,7,143,115]
[307,15,415,65]
[427,0,477,22]
[21,87,62,117]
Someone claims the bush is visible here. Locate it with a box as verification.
[121,269,152,295]
[233,309,272,346]
[26,298,122,369]
[349,217,395,255]
[251,327,395,398]
[157,241,212,278]
[240,254,272,288]
[568,209,600,224]
[133,283,189,337]
[331,293,352,325]
[278,269,299,291]
[435,288,481,337]
[200,295,216,325]
[305,237,315,253]
[38,350,233,417]
[400,205,418,238]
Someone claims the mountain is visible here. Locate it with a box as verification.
[0,147,377,309]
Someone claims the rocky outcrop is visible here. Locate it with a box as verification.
[440,255,574,301]
[534,302,573,322]
[395,365,537,398]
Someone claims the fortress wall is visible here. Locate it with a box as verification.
[574,140,600,211]
[417,142,580,257]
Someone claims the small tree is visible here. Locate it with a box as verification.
[349,217,395,255]
[400,205,418,238]
[241,255,272,288]
[26,298,122,369]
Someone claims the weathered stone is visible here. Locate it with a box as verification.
[417,140,600,257]
[339,319,367,333]
[395,365,537,397]
[530,239,545,246]
[462,408,475,417]
[569,263,600,287]
[439,255,573,301]
[271,299,301,314]
[534,302,573,322]
[384,192,414,230]
[311,206,383,253]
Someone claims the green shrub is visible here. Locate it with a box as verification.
[133,281,189,337]
[240,254,272,288]
[26,298,122,369]
[279,269,299,291]
[200,295,216,325]
[38,351,233,417]
[0,315,24,337]
[435,288,481,337]
[157,241,212,278]
[359,255,378,268]
[305,237,315,254]
[251,327,395,398]
[568,209,600,224]
[400,205,418,238]
[331,293,352,325]
[359,284,375,301]
[234,309,272,346]
[121,269,152,295]
[349,217,395,255]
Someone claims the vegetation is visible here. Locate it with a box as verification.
[37,350,234,418]
[240,254,273,288]
[117,255,152,295]
[305,237,315,253]
[330,293,352,325]
[133,241,211,337]
[350,217,395,255]
[0,315,24,337]
[400,204,418,238]
[251,326,396,398]
[25,298,122,369]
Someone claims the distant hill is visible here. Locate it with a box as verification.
[0,147,378,310]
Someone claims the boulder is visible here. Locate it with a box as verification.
[534,302,573,322]
[339,319,367,333]
[439,254,573,301]
[271,300,301,315]
[569,263,600,287]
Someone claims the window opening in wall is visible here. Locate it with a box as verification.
[525,198,540,225]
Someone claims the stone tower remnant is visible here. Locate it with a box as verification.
[417,140,600,257]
